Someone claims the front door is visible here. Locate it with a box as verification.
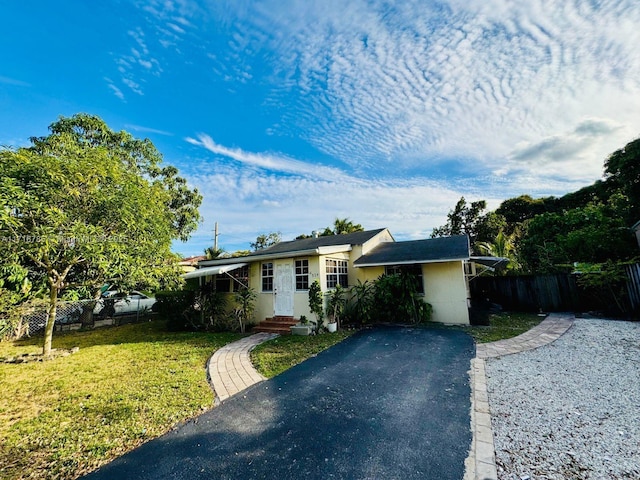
[274,263,294,316]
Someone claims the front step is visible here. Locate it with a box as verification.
[252,316,298,335]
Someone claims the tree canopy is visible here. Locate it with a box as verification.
[0,114,202,355]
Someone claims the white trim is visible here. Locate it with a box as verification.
[354,257,468,268]
[317,244,352,255]
[199,249,318,266]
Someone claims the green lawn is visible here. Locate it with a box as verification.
[464,311,545,343]
[251,330,354,378]
[0,321,243,480]
[0,312,542,479]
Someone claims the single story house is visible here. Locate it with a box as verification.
[183,228,487,326]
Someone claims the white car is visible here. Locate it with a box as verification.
[93,291,156,317]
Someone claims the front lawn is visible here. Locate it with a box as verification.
[251,330,354,378]
[0,320,243,480]
[466,311,545,343]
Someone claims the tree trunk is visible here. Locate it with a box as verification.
[43,283,58,357]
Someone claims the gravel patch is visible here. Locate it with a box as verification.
[485,318,640,480]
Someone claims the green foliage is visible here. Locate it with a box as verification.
[233,287,257,333]
[0,114,201,355]
[576,261,630,315]
[476,231,521,273]
[250,232,281,251]
[431,197,493,252]
[520,201,635,272]
[346,280,376,325]
[154,290,196,331]
[372,273,432,324]
[308,279,324,333]
[321,218,364,236]
[605,137,640,222]
[325,284,346,329]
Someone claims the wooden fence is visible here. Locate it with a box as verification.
[470,264,640,318]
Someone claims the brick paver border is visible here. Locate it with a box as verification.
[465,313,574,480]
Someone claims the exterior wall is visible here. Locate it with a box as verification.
[422,261,469,325]
[250,256,321,322]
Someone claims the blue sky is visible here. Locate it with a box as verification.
[2,1,640,256]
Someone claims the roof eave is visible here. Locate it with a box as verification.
[355,256,469,268]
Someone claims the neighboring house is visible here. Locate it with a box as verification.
[182,228,476,326]
[179,255,207,273]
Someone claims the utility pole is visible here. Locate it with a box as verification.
[214,222,219,251]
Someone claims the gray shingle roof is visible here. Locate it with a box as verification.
[200,228,388,266]
[354,235,470,266]
[253,228,387,255]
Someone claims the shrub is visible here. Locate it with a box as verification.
[154,290,196,331]
[372,273,432,324]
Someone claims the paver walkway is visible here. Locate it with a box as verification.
[207,332,278,404]
[467,313,575,480]
[475,312,574,359]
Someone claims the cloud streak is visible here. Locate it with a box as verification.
[185,133,350,181]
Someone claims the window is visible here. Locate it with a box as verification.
[215,275,231,292]
[262,262,273,292]
[295,259,309,290]
[326,259,348,288]
[384,264,424,294]
[231,265,250,289]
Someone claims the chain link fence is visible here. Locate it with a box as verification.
[4,296,157,340]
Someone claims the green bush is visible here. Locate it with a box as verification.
[154,290,196,331]
[372,273,432,324]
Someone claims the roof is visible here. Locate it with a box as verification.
[354,235,470,267]
[199,228,388,266]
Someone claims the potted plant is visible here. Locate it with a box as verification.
[326,284,346,333]
[290,315,312,336]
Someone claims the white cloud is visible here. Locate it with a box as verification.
[185,133,349,181]
[0,75,30,87]
[214,0,640,182]
[105,78,125,100]
[177,137,585,256]
[124,124,173,136]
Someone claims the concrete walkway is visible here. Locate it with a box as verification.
[207,332,278,405]
[466,313,574,480]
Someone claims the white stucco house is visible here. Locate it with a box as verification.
[183,228,480,329]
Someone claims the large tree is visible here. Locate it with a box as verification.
[0,114,202,356]
[604,136,640,223]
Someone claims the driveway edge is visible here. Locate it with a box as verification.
[465,314,575,480]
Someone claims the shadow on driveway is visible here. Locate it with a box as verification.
[85,326,475,480]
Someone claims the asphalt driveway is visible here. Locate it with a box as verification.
[85,326,475,480]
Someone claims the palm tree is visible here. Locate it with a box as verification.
[476,231,520,272]
[332,218,364,235]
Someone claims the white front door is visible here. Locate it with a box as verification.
[274,263,294,316]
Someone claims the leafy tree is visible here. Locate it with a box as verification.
[0,115,202,356]
[250,232,281,250]
[604,137,640,222]
[495,195,551,232]
[320,218,364,236]
[204,246,226,259]
[519,200,635,273]
[431,197,494,252]
[476,231,521,273]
